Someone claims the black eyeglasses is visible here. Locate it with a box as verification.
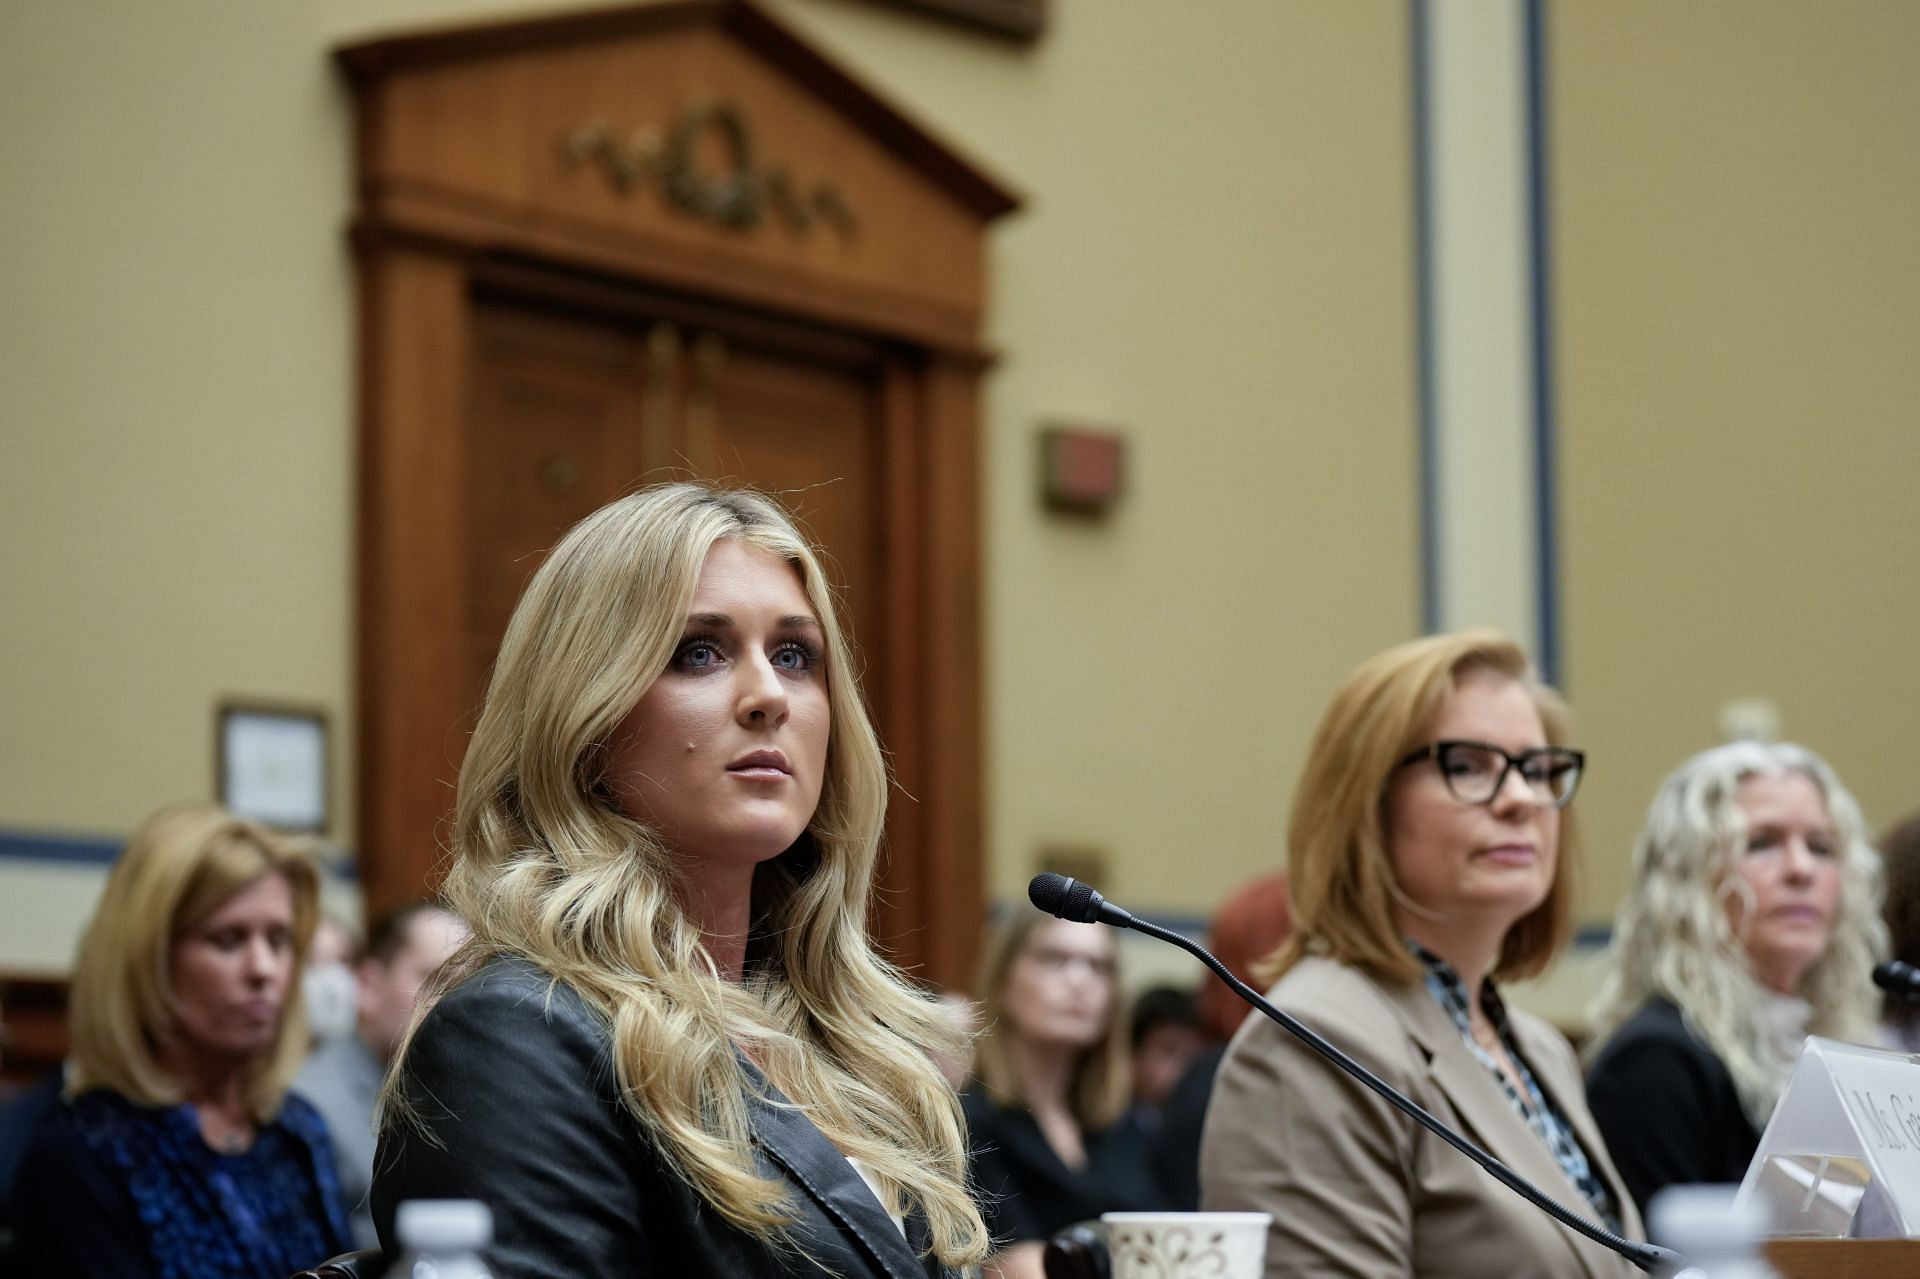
[1394,740,1585,809]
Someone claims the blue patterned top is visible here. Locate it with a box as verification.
[13,1088,351,1279]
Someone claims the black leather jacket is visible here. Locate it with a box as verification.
[371,956,963,1278]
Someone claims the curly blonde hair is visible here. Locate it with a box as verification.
[1587,741,1885,1127]
[403,482,987,1267]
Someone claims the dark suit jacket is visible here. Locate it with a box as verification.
[1200,956,1644,1279]
[1149,1043,1227,1211]
[372,956,956,1279]
[1585,998,1761,1217]
[959,1088,1170,1247]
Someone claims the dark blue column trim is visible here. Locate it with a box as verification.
[1524,0,1563,686]
[1411,0,1441,635]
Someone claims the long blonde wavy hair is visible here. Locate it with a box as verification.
[411,482,987,1267]
[1587,741,1885,1127]
[68,801,320,1123]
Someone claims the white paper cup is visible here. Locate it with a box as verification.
[1100,1212,1271,1279]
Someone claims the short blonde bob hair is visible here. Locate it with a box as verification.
[1267,630,1577,986]
[67,801,321,1123]
[971,913,1129,1131]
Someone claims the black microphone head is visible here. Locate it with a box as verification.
[1875,960,1920,996]
[1028,872,1100,924]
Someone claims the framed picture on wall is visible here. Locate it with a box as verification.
[217,701,330,833]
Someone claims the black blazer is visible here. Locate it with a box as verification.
[960,1089,1170,1247]
[1585,998,1762,1217]
[372,956,956,1279]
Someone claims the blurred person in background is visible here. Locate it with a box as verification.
[963,913,1171,1279]
[295,900,467,1248]
[931,990,982,1091]
[0,994,67,1264]
[1877,810,1920,1052]
[1127,985,1204,1118]
[301,914,360,1050]
[1586,741,1884,1215]
[1201,632,1640,1278]
[1150,869,1292,1209]
[9,801,349,1278]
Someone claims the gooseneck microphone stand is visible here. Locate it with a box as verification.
[1027,872,1684,1277]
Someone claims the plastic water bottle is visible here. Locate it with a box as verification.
[1647,1184,1778,1279]
[385,1200,494,1279]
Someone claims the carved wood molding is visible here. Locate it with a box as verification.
[565,101,856,239]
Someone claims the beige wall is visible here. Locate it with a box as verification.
[18,0,1913,1011]
[774,0,1422,913]
[1552,0,1920,935]
[1,2,356,840]
[0,0,1418,969]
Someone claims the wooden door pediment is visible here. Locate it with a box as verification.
[339,0,1019,354]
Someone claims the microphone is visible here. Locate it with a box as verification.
[1027,872,1685,1277]
[1874,960,1920,998]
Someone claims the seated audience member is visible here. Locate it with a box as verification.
[1128,985,1204,1118]
[300,914,361,1050]
[10,802,350,1278]
[295,900,467,1248]
[0,1048,64,1261]
[1150,870,1292,1209]
[1201,632,1641,1278]
[1586,742,1884,1215]
[1878,810,1920,1052]
[964,914,1172,1279]
[1,994,69,1263]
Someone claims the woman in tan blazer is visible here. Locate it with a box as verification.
[1200,632,1644,1278]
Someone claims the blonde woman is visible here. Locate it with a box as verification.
[1585,741,1884,1214]
[372,483,987,1277]
[963,914,1167,1279]
[11,803,348,1278]
[1200,632,1641,1278]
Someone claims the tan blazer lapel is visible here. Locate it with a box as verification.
[1380,982,1625,1279]
[1510,1014,1646,1244]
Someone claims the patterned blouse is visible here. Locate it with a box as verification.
[12,1087,351,1279]
[1410,943,1623,1235]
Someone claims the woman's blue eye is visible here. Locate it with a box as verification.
[676,640,722,669]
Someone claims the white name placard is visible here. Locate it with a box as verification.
[1737,1037,1920,1238]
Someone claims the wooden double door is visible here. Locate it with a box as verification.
[383,265,974,974]
[466,278,892,722]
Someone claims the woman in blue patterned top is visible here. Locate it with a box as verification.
[9,802,350,1277]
